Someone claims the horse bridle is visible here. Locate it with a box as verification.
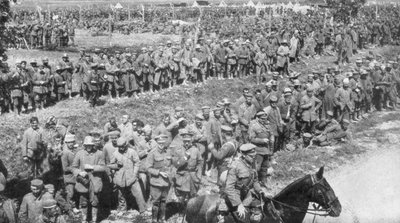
[263,174,338,218]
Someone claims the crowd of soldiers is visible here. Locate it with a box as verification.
[1,3,400,223]
[9,48,400,223]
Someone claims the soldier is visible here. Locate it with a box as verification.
[36,198,67,223]
[9,61,30,114]
[187,113,207,159]
[254,47,267,85]
[263,95,283,152]
[217,143,267,223]
[276,40,290,77]
[21,116,46,176]
[53,66,67,102]
[105,56,121,99]
[300,86,322,134]
[19,179,50,223]
[136,47,154,93]
[210,125,238,186]
[314,115,351,146]
[86,63,102,107]
[108,137,147,214]
[215,40,228,80]
[61,134,78,213]
[72,136,105,223]
[360,69,373,115]
[154,49,169,90]
[226,42,238,79]
[192,44,207,84]
[146,134,173,223]
[334,78,354,122]
[172,130,203,207]
[238,93,257,143]
[277,88,297,151]
[102,130,120,165]
[179,42,193,85]
[32,64,49,112]
[237,42,250,79]
[248,111,274,185]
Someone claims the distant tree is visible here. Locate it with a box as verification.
[0,0,10,59]
[326,0,367,24]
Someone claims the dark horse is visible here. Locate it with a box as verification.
[185,166,341,223]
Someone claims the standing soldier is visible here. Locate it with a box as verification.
[172,130,203,209]
[19,179,49,223]
[215,40,228,80]
[86,64,101,107]
[300,86,322,134]
[192,44,207,84]
[108,137,147,214]
[179,42,193,85]
[146,134,172,223]
[53,66,67,102]
[67,22,75,46]
[9,61,30,115]
[254,47,267,85]
[154,49,169,90]
[277,88,297,151]
[58,54,74,99]
[32,64,49,112]
[105,56,121,99]
[334,78,354,122]
[72,136,105,223]
[61,134,78,214]
[136,47,154,93]
[21,117,46,176]
[226,42,237,79]
[276,40,290,77]
[263,95,283,152]
[238,93,257,143]
[237,42,250,79]
[248,111,274,185]
[210,125,238,187]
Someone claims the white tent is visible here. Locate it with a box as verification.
[114,3,123,9]
[247,0,255,7]
[192,1,199,7]
[218,0,227,7]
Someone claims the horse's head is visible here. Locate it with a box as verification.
[307,166,341,217]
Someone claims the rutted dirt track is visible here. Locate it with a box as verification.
[304,143,400,223]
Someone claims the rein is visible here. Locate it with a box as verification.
[263,174,336,218]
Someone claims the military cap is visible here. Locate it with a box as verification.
[155,134,168,142]
[222,98,231,105]
[281,39,288,44]
[343,78,350,86]
[30,60,37,64]
[43,199,57,209]
[223,40,230,44]
[94,48,101,52]
[216,101,224,108]
[303,133,312,138]
[45,184,55,192]
[141,47,148,51]
[116,137,128,147]
[42,57,49,62]
[356,58,362,63]
[90,63,98,68]
[166,40,172,44]
[31,179,44,188]
[115,51,121,54]
[308,74,314,78]
[84,164,94,171]
[62,53,68,58]
[239,143,256,152]
[148,46,154,51]
[221,125,233,132]
[142,125,152,135]
[342,119,350,125]
[306,85,314,92]
[83,136,95,146]
[270,95,278,102]
[126,53,132,57]
[265,82,272,87]
[272,72,279,76]
[195,44,201,49]
[15,60,21,64]
[271,80,278,86]
[55,66,62,71]
[283,88,292,96]
[312,70,320,74]
[64,134,75,143]
[201,106,210,111]
[107,130,121,137]
[98,63,105,69]
[244,93,253,98]
[326,111,334,117]
[175,106,184,112]
[195,113,204,120]
[179,129,193,139]
[256,111,267,117]
[293,79,301,86]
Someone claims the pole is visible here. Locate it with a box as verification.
[128,6,131,20]
[269,7,272,34]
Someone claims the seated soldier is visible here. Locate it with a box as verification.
[314,117,351,146]
[217,143,271,223]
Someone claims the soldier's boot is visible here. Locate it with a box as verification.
[91,207,98,223]
[151,205,159,223]
[159,202,167,222]
[149,84,154,93]
[81,207,88,223]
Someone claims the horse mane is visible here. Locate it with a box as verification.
[273,174,312,200]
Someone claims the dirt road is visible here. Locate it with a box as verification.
[304,145,400,223]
